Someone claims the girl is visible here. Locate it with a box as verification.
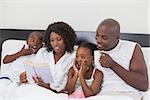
[64,42,103,98]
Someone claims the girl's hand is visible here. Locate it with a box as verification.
[79,59,88,77]
[33,76,50,89]
[19,71,28,83]
[73,65,79,74]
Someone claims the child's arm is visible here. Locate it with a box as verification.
[79,69,103,97]
[3,45,33,64]
[63,66,78,94]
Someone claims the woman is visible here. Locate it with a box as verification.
[33,22,77,92]
[16,22,77,99]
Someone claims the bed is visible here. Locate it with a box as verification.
[0,29,150,100]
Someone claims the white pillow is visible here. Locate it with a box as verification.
[142,47,150,86]
[1,39,26,73]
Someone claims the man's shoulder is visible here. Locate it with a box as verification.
[120,39,137,45]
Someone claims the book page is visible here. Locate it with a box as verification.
[24,60,36,84]
[34,62,54,84]
[24,61,54,84]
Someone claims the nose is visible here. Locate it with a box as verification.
[96,36,102,44]
[53,40,59,46]
[76,57,83,64]
[33,40,38,45]
[50,39,59,48]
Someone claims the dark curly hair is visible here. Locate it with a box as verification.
[45,22,77,53]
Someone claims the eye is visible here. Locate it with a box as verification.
[102,35,108,40]
[50,39,54,42]
[57,38,62,41]
[31,39,34,42]
[37,41,42,44]
[81,56,85,59]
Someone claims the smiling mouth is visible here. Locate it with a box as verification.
[97,44,103,48]
[54,46,61,51]
[30,46,38,53]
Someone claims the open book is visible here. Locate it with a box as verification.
[24,60,54,84]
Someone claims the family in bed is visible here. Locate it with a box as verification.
[0,18,149,100]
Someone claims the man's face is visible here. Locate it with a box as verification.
[95,26,118,51]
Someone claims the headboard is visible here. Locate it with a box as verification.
[0,29,150,66]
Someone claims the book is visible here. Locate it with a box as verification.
[24,60,54,84]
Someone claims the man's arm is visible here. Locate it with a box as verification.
[110,44,148,91]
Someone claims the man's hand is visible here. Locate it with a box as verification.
[99,52,116,68]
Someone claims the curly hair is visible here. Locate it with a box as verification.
[45,22,77,53]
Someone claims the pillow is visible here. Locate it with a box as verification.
[142,47,150,86]
[1,39,26,73]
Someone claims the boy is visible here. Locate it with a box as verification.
[0,31,44,99]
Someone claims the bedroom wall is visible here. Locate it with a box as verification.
[0,0,149,34]
[148,0,150,34]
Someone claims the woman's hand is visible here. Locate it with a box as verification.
[33,76,50,89]
[19,71,28,83]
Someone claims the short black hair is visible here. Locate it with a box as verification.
[99,18,120,34]
[27,31,45,42]
[45,22,77,53]
[78,42,96,56]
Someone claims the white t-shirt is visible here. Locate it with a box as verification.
[34,48,76,91]
[94,39,138,92]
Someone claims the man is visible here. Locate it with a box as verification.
[95,18,149,100]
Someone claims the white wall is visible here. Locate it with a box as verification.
[0,0,149,34]
[148,0,150,34]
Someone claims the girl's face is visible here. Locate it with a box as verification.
[27,32,43,53]
[76,47,93,69]
[49,32,66,54]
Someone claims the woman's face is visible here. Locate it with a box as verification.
[76,47,93,69]
[49,32,66,54]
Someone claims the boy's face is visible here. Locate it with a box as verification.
[49,32,66,54]
[27,32,43,54]
[96,26,118,51]
[75,47,93,69]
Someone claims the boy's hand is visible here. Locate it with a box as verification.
[20,71,28,83]
[19,45,33,56]
[99,52,116,68]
